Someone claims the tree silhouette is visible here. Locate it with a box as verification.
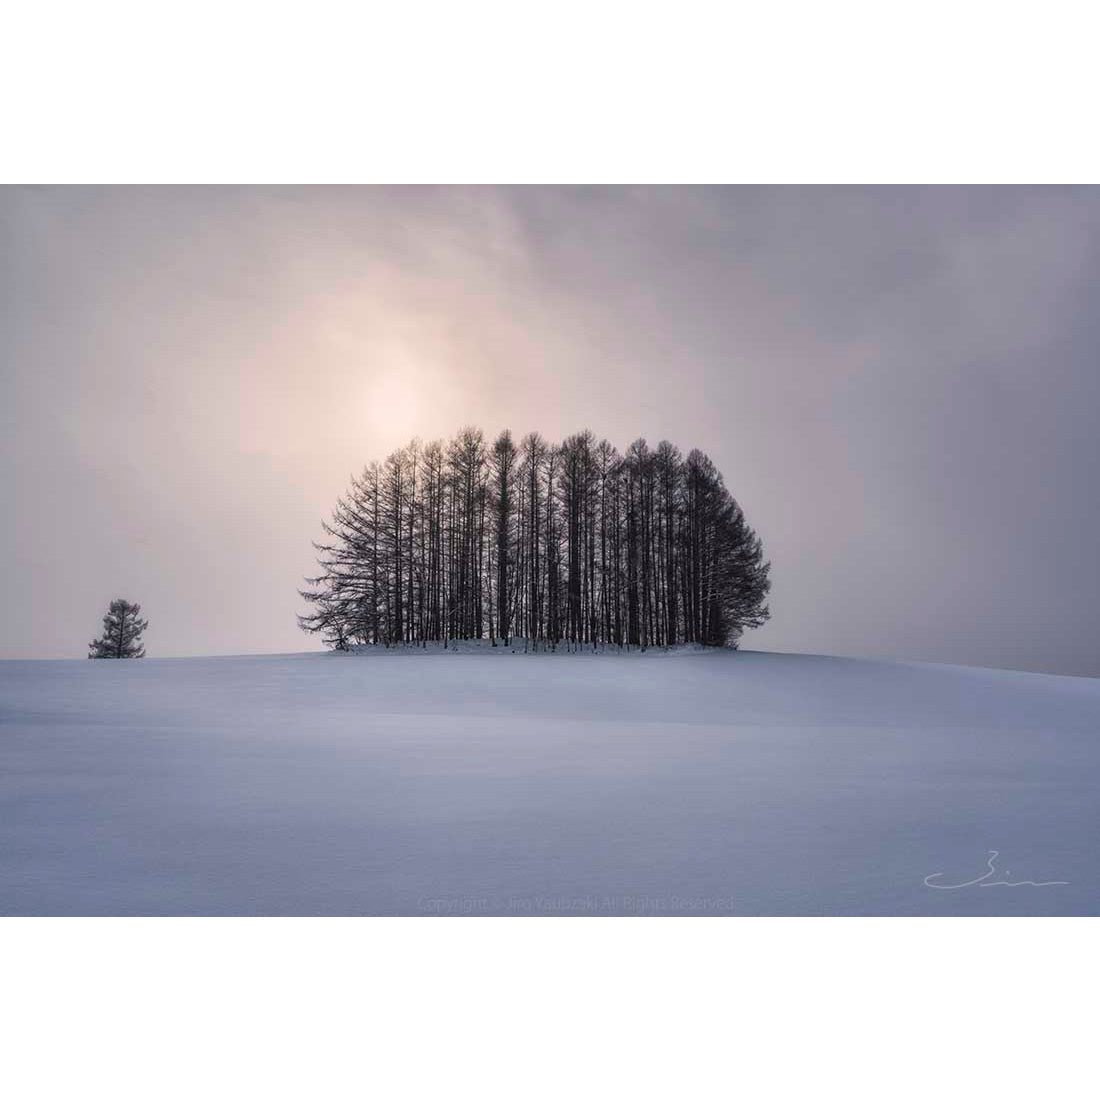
[301,428,770,650]
[88,599,148,659]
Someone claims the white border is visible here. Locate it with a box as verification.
[3,1,1099,182]
[2,918,1094,1098]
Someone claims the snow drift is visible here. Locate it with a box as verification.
[1,644,1097,915]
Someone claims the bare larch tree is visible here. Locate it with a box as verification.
[301,428,771,651]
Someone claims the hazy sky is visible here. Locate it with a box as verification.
[2,185,1098,674]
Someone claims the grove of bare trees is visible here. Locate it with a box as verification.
[300,428,770,651]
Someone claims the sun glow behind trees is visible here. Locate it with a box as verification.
[301,427,770,651]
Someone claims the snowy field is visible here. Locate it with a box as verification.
[1,644,1097,915]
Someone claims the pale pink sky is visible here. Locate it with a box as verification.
[2,186,1099,674]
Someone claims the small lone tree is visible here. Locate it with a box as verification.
[88,598,148,659]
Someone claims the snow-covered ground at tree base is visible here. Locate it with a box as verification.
[2,643,1097,915]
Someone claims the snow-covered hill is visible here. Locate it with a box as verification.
[2,645,1097,915]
